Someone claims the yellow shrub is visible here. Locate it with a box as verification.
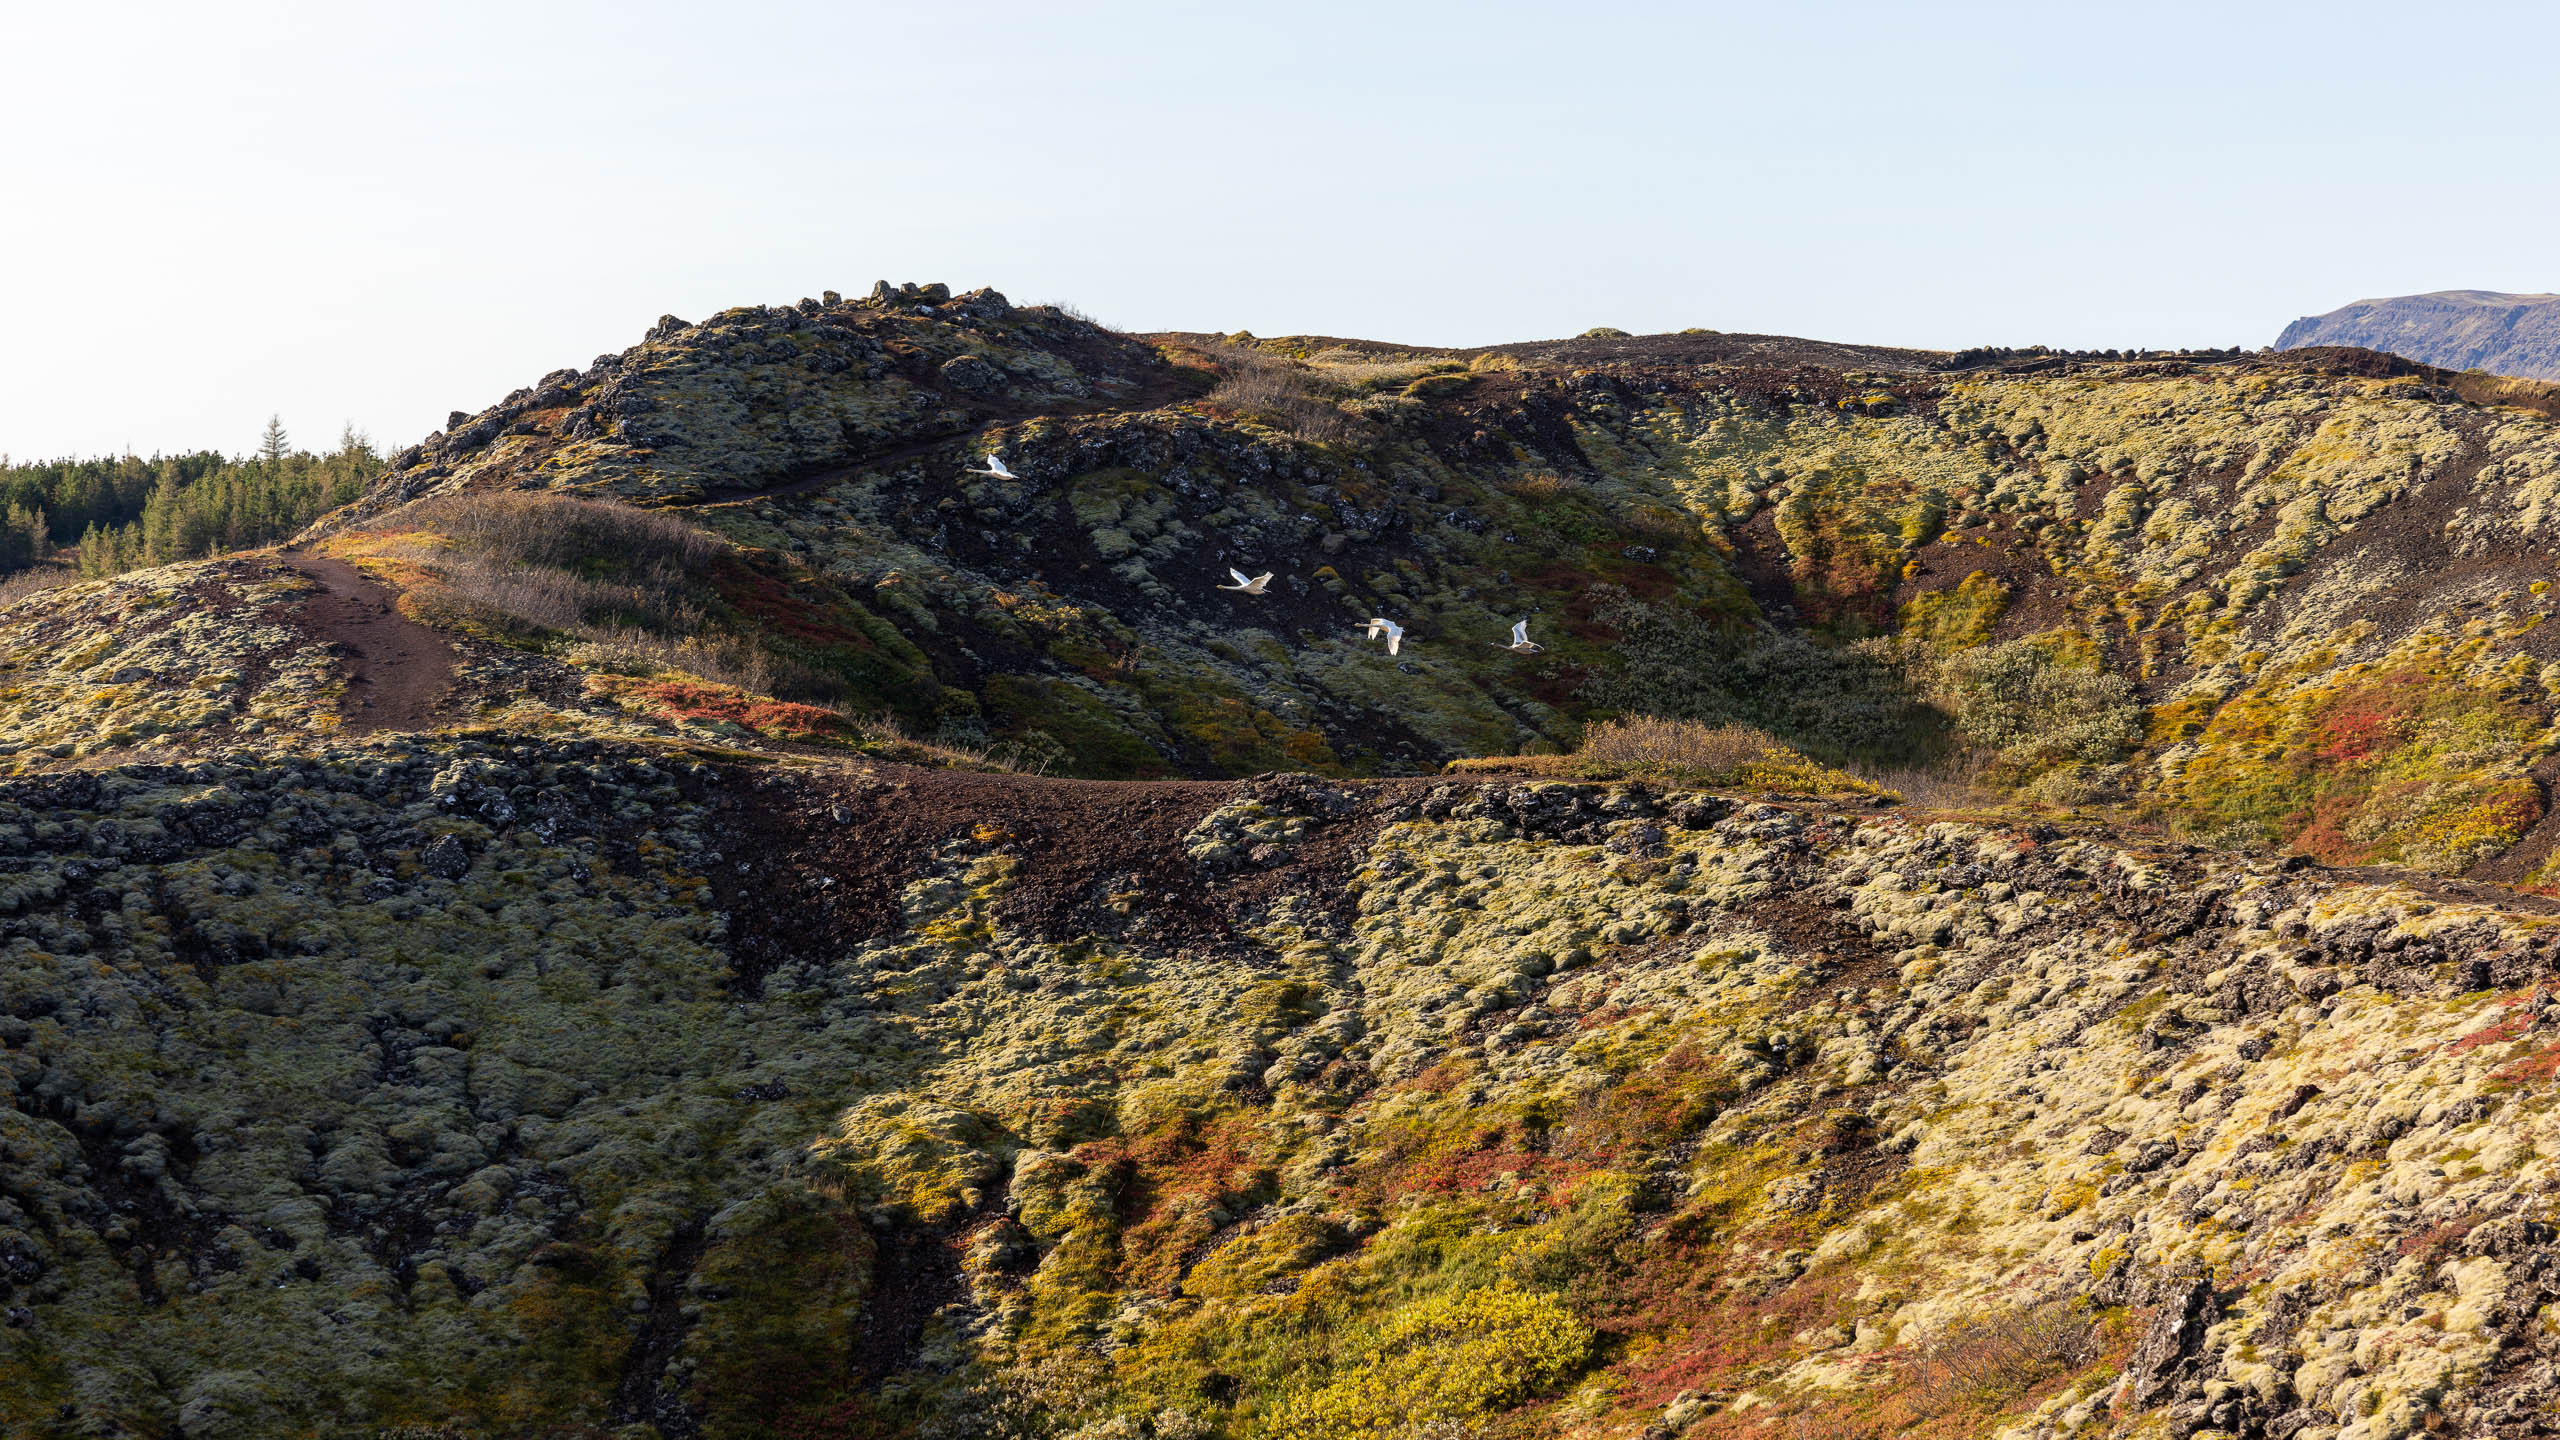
[1448,715,1891,799]
[1260,1285,1592,1440]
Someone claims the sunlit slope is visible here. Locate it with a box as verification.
[7,752,2560,1437]
[308,301,2560,875]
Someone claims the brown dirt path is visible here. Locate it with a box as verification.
[279,552,457,733]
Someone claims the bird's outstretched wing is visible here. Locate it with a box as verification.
[1511,620,1530,645]
[1230,568,1252,586]
[990,455,1014,477]
[1386,631,1401,655]
[1251,572,1272,588]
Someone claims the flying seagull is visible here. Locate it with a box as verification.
[1495,619,1541,654]
[1363,617,1405,656]
[965,453,1015,479]
[1219,568,1273,595]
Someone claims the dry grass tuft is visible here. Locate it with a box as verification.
[1301,349,1460,394]
[379,490,723,641]
[565,629,777,696]
[1195,343,1366,446]
[1577,716,1781,771]
[1909,1305,2102,1401]
[400,490,718,577]
[355,490,861,719]
[1037,300,1121,333]
[349,489,1044,767]
[1503,472,1583,501]
[1762,1305,2111,1440]
[831,707,1049,775]
[0,564,81,609]
[1851,754,2004,814]
[1450,716,1895,800]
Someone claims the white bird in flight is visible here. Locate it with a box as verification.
[1363,617,1405,656]
[1219,568,1273,594]
[1495,619,1541,654]
[965,453,1015,479]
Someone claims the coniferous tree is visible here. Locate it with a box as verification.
[8,442,377,580]
[0,504,30,573]
[258,414,290,464]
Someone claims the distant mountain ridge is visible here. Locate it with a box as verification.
[2276,288,2560,379]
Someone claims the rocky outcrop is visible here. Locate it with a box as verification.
[2277,291,2560,380]
[332,284,1179,519]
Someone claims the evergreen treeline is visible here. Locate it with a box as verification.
[0,419,379,577]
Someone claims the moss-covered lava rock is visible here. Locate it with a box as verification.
[18,293,2560,1437]
[278,297,2560,877]
[12,749,2560,1438]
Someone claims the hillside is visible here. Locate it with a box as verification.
[287,284,2560,880]
[2277,292,2560,381]
[16,285,2560,1437]
[10,748,2560,1439]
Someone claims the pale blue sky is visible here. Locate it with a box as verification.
[6,0,2557,459]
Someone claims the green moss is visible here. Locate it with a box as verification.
[983,673,1173,778]
[1183,1215,1351,1300]
[686,1192,879,1434]
[1901,571,2010,650]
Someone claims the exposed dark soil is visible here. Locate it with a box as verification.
[278,553,456,733]
[707,764,1457,996]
